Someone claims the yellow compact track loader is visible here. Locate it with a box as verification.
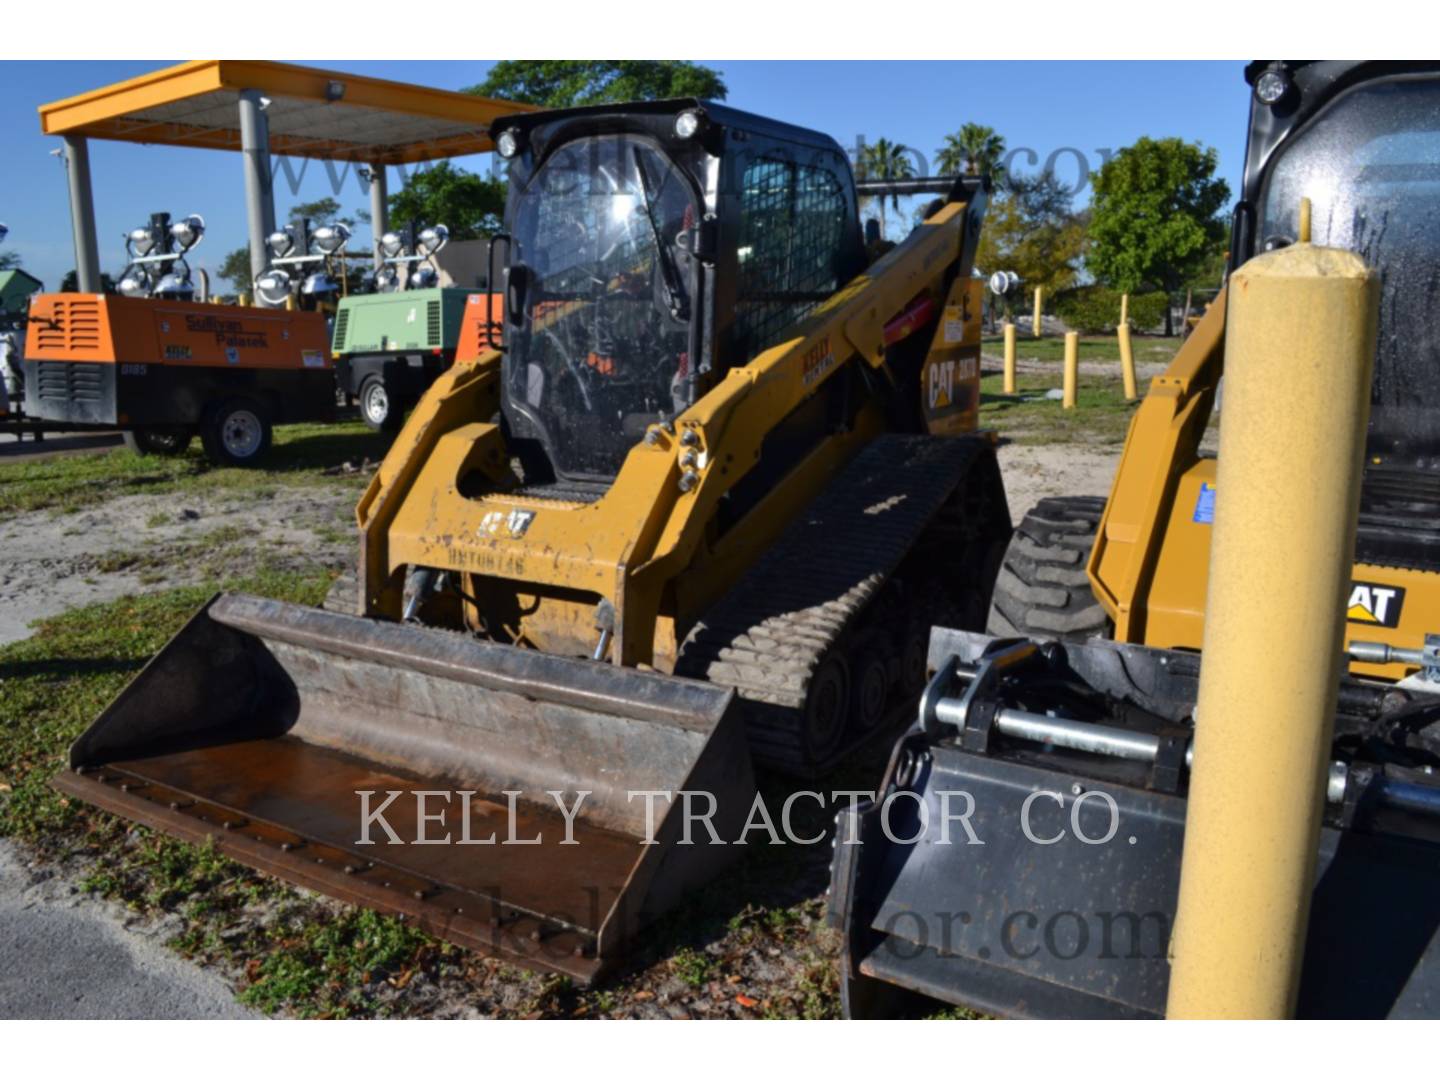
[832,61,1440,1018]
[55,100,1011,981]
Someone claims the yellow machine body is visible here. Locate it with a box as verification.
[357,205,986,672]
[1088,293,1440,682]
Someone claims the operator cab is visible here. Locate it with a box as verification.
[490,100,865,485]
[1239,63,1440,465]
[1236,62,1440,570]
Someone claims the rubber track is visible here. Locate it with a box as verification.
[677,434,995,774]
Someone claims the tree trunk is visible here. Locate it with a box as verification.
[1180,288,1194,337]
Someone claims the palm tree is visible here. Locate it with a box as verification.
[936,123,1007,181]
[857,138,916,240]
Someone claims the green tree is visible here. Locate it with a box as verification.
[936,123,1006,179]
[59,270,117,293]
[976,172,1086,299]
[0,251,20,272]
[216,247,253,293]
[856,138,916,240]
[286,197,358,228]
[467,60,727,107]
[1086,136,1231,333]
[387,161,505,242]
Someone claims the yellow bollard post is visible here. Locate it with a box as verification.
[1002,321,1017,395]
[1061,330,1078,408]
[1117,323,1137,400]
[238,292,250,307]
[1165,241,1379,1019]
[1032,286,1043,338]
[1120,291,1129,327]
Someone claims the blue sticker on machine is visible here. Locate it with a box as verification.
[1193,482,1216,524]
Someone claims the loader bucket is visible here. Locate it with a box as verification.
[54,593,754,983]
[829,628,1440,1018]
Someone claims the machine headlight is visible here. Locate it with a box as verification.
[301,271,338,296]
[255,267,293,307]
[267,230,294,259]
[374,265,399,292]
[416,224,449,257]
[380,231,405,259]
[118,267,151,297]
[496,129,519,159]
[1254,68,1292,107]
[674,109,702,140]
[127,227,155,257]
[154,270,194,299]
[313,223,351,256]
[169,213,205,252]
[411,264,438,289]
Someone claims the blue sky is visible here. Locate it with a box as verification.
[0,60,1250,288]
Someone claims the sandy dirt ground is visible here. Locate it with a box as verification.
[996,441,1120,523]
[0,441,1121,1018]
[0,485,358,646]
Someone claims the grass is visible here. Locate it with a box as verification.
[0,566,851,1018]
[981,331,1182,367]
[0,420,387,516]
[979,371,1140,446]
[0,566,478,1018]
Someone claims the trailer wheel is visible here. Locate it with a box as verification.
[986,495,1110,640]
[200,398,273,467]
[359,375,402,433]
[123,427,193,456]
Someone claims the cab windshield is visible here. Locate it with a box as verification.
[506,136,697,480]
[1259,76,1440,459]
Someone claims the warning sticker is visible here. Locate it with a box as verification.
[943,305,966,344]
[302,349,325,369]
[1192,482,1216,524]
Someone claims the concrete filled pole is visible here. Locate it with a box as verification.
[1002,321,1017,395]
[1165,238,1379,1019]
[1118,324,1137,400]
[1061,330,1078,408]
[1032,286,1044,338]
[62,136,102,293]
[368,163,389,271]
[237,90,277,292]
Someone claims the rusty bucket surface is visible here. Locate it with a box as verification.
[54,593,754,982]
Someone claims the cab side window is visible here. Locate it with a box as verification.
[733,156,848,362]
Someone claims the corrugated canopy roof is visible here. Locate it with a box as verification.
[38,60,534,164]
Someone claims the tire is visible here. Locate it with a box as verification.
[123,426,193,456]
[200,398,272,467]
[986,495,1110,641]
[359,375,402,433]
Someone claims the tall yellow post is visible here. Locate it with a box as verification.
[1032,286,1044,338]
[1117,323,1137,400]
[1166,242,1378,1019]
[1120,291,1130,327]
[1002,321,1017,394]
[1061,330,1078,409]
